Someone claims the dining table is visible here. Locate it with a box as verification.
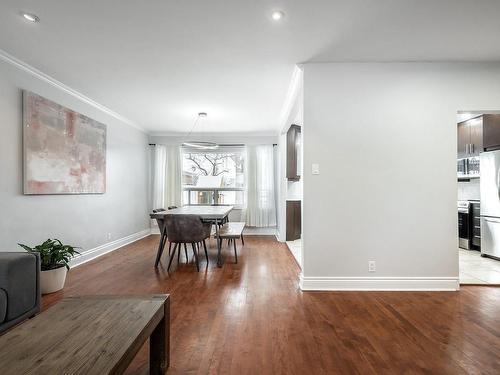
[150,205,234,268]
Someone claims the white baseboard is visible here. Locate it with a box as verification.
[70,229,151,268]
[299,275,460,291]
[243,226,277,236]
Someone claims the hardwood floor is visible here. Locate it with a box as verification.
[43,235,500,374]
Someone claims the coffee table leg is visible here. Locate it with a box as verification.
[150,298,170,374]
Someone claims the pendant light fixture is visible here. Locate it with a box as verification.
[182,112,219,150]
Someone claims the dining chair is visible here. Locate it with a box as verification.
[164,214,211,272]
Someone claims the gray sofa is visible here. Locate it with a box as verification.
[0,252,41,334]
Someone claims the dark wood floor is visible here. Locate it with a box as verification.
[43,235,500,374]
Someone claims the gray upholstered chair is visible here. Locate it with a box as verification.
[0,252,41,333]
[165,214,211,272]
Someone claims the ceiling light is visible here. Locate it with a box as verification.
[271,10,284,21]
[182,112,219,150]
[22,13,39,23]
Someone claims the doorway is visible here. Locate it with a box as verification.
[457,111,500,284]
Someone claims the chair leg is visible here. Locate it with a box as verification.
[168,241,172,256]
[184,243,188,262]
[155,231,167,267]
[178,243,182,264]
[191,243,200,271]
[241,234,244,246]
[167,243,178,271]
[233,238,238,263]
[203,240,209,264]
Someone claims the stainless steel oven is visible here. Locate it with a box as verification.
[458,201,471,249]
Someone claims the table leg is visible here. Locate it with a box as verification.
[150,298,170,374]
[155,221,167,268]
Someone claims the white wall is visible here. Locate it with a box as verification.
[0,58,150,259]
[302,63,500,291]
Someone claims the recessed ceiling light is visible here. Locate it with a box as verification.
[22,13,39,23]
[271,10,285,21]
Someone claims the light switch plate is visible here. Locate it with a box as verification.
[312,163,320,175]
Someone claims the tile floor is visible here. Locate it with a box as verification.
[459,249,500,284]
[286,239,302,267]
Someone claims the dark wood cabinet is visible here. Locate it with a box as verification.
[469,117,483,155]
[482,114,500,151]
[286,125,301,181]
[286,200,301,241]
[457,121,469,159]
[457,116,483,158]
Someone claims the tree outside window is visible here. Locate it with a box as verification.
[182,149,245,206]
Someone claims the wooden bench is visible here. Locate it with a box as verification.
[215,222,245,263]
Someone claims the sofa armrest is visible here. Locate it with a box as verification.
[0,252,40,321]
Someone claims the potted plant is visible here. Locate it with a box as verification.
[18,239,80,294]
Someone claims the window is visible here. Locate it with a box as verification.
[182,146,246,208]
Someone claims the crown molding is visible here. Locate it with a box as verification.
[0,48,146,133]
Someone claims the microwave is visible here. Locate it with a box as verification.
[457,157,480,177]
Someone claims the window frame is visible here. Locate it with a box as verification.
[181,145,246,209]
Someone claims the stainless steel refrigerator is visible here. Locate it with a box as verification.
[480,150,500,259]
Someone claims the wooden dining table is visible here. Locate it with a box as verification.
[150,205,233,268]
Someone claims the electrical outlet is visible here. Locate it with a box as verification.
[368,261,376,272]
[107,233,112,240]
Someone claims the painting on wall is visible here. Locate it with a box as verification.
[23,91,106,194]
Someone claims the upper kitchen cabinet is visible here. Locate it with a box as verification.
[482,114,500,151]
[287,124,302,181]
[457,116,483,158]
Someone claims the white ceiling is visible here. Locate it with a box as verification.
[1,1,500,134]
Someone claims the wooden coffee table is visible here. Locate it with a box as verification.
[0,295,170,374]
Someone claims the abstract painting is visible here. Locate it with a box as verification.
[23,91,106,194]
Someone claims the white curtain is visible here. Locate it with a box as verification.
[165,145,182,208]
[152,144,182,211]
[246,145,277,227]
[152,145,167,210]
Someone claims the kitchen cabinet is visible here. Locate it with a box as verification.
[457,116,483,158]
[286,200,301,241]
[482,114,500,151]
[457,121,470,159]
[287,124,301,181]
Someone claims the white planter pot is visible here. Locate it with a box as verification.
[40,266,68,294]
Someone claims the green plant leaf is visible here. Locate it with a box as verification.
[18,243,33,252]
[18,238,79,271]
